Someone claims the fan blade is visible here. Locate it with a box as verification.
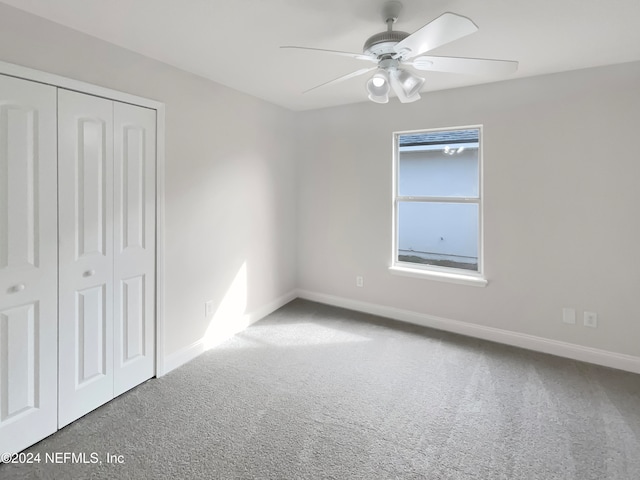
[409,55,518,75]
[303,67,376,94]
[281,46,377,63]
[393,12,478,60]
[389,72,421,103]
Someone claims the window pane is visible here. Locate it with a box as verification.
[398,129,479,198]
[397,202,478,271]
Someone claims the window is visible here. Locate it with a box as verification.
[391,126,484,284]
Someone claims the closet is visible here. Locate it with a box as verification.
[0,71,158,454]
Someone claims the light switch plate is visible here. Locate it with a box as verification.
[562,308,576,324]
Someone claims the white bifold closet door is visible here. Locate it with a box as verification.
[58,89,156,428]
[0,75,58,455]
[112,102,157,397]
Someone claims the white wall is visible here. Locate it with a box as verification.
[0,4,297,359]
[2,2,639,365]
[297,61,640,358]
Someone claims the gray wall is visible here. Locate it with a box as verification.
[0,4,298,357]
[296,61,640,357]
[2,3,638,361]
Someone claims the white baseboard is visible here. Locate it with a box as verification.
[162,289,297,375]
[296,289,640,375]
[162,338,205,376]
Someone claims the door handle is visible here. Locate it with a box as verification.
[83,269,96,277]
[8,284,25,294]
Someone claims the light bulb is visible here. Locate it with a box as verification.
[366,70,390,102]
[395,69,425,98]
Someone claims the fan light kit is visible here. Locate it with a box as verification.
[282,1,518,104]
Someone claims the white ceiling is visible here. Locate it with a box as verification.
[3,0,640,111]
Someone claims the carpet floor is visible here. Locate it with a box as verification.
[2,299,640,479]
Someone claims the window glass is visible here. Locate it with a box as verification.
[397,202,479,271]
[398,128,479,197]
[398,150,479,197]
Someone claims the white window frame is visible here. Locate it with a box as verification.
[389,125,487,287]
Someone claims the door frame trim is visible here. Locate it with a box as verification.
[0,59,168,376]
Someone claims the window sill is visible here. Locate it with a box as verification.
[389,266,488,287]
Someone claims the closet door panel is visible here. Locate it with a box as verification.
[0,75,57,455]
[113,103,156,396]
[58,89,114,428]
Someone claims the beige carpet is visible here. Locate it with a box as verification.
[3,299,640,479]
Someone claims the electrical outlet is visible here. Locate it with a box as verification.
[583,311,597,328]
[356,276,364,287]
[562,308,576,324]
[205,300,214,318]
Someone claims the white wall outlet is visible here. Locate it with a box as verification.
[205,300,214,318]
[583,311,598,328]
[562,308,576,324]
[356,276,364,287]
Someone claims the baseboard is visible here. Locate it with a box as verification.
[162,338,205,376]
[296,289,640,375]
[162,289,297,375]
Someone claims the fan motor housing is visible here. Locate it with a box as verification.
[363,30,409,57]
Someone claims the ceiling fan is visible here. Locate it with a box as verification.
[282,1,518,104]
